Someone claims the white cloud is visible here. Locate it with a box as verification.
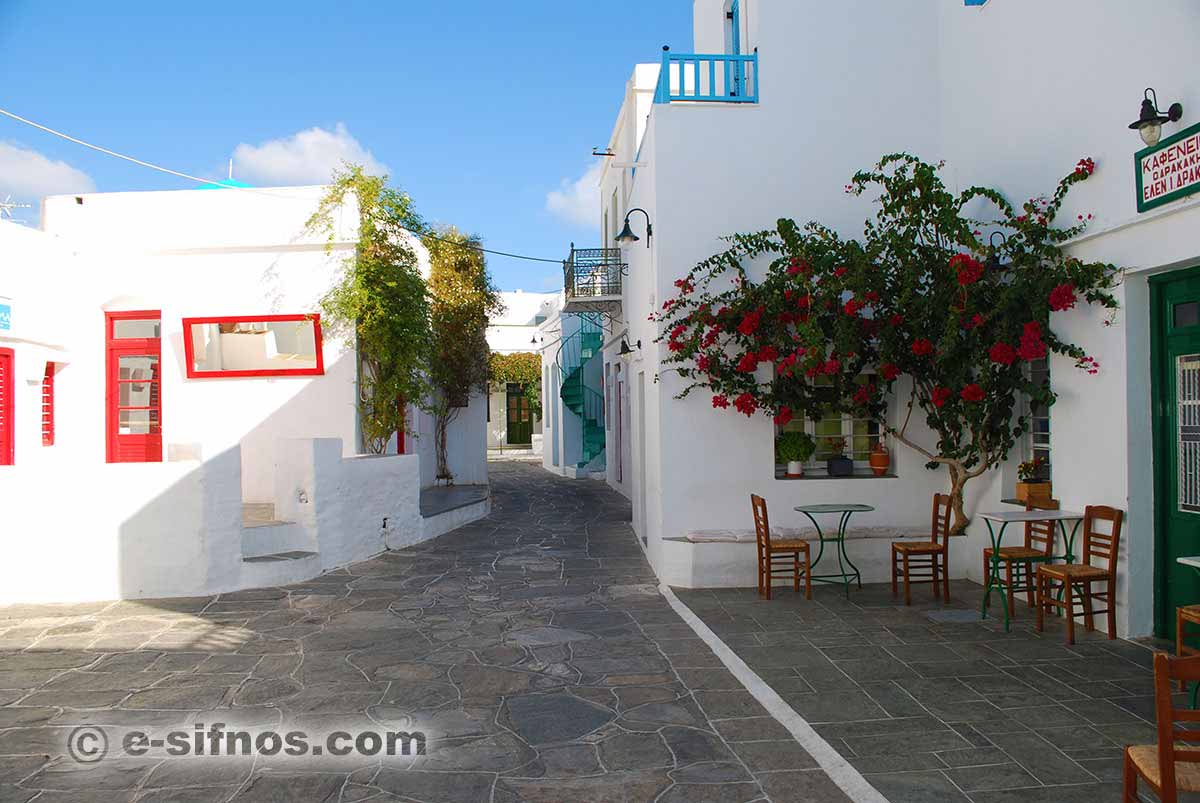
[232,123,389,186]
[0,141,95,212]
[546,161,602,228]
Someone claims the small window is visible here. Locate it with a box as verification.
[112,318,161,339]
[41,363,55,446]
[1026,357,1051,479]
[777,374,889,475]
[1176,302,1200,329]
[182,315,324,378]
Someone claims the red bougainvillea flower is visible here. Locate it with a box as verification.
[734,393,757,417]
[844,298,865,316]
[798,294,813,310]
[735,352,759,373]
[696,355,711,372]
[670,324,688,340]
[852,384,876,406]
[823,359,840,375]
[960,384,985,403]
[668,340,685,352]
[1018,321,1047,361]
[1075,157,1096,177]
[784,289,794,301]
[1048,283,1078,312]
[786,257,810,276]
[988,343,1017,366]
[805,365,821,379]
[962,313,984,330]
[889,314,904,327]
[931,386,953,408]
[711,394,729,409]
[833,267,849,278]
[773,407,793,427]
[911,338,934,356]
[758,345,779,363]
[950,253,984,286]
[737,308,764,336]
[865,291,880,304]
[1076,355,1100,375]
[702,329,720,348]
[673,278,694,294]
[881,363,900,381]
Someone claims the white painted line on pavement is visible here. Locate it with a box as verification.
[659,583,890,803]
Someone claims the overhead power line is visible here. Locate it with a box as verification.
[0,106,566,266]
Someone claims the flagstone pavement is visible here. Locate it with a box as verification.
[0,461,852,803]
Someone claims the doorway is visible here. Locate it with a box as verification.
[106,311,162,463]
[1153,269,1200,638]
[506,383,532,445]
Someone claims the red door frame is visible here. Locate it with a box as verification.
[0,348,13,466]
[105,310,162,463]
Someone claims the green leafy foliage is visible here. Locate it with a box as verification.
[775,430,815,464]
[307,165,432,454]
[654,154,1120,531]
[490,351,543,418]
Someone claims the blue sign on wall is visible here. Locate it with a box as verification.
[0,304,10,331]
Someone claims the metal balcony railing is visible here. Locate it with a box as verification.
[564,246,624,300]
[654,48,759,104]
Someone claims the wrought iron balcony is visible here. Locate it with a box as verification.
[563,246,624,314]
[654,48,759,104]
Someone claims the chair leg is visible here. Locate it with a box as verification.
[891,547,898,597]
[1025,562,1036,608]
[1065,581,1076,645]
[903,554,911,606]
[1107,578,1117,639]
[1081,582,1095,633]
[1122,747,1138,803]
[933,556,941,601]
[793,552,800,593]
[943,551,950,602]
[1005,561,1015,617]
[1036,572,1045,633]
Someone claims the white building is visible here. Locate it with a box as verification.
[0,184,487,604]
[485,290,558,453]
[555,0,1200,641]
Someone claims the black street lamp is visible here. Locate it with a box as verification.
[615,208,653,249]
[1130,87,1183,147]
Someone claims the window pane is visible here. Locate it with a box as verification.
[1177,302,1200,329]
[186,318,319,374]
[119,409,160,434]
[117,356,159,407]
[113,318,160,339]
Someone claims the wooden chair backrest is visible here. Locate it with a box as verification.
[1153,652,1200,800]
[1024,504,1056,556]
[930,493,952,548]
[751,494,771,557]
[1082,505,1123,573]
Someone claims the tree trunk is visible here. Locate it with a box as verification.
[434,406,459,483]
[947,464,970,535]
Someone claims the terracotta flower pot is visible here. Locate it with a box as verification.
[868,444,890,477]
[1016,481,1052,502]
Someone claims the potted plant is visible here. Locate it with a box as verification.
[776,431,816,477]
[826,437,854,477]
[1016,457,1051,502]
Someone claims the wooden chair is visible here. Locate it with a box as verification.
[751,494,811,600]
[1035,505,1123,644]
[981,503,1055,617]
[1177,606,1200,664]
[891,493,952,606]
[1123,651,1200,802]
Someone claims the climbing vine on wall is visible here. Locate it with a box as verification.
[490,351,543,418]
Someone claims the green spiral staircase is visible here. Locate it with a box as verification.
[556,313,606,468]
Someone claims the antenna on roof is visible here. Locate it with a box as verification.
[0,195,32,223]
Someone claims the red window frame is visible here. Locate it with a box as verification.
[106,310,162,464]
[0,348,13,466]
[41,362,55,446]
[181,314,325,379]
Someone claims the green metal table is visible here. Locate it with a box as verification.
[794,503,874,598]
[979,509,1085,632]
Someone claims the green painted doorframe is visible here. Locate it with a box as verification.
[1151,265,1200,638]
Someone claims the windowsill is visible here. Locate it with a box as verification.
[774,469,897,481]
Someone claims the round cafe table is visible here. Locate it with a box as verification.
[793,504,874,598]
[978,509,1085,632]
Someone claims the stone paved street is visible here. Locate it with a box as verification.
[674,582,1177,803]
[0,461,848,802]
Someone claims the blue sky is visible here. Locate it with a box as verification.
[0,1,691,289]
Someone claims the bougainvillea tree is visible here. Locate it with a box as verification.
[655,154,1119,532]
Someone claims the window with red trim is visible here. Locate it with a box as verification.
[41,362,55,446]
[182,315,324,378]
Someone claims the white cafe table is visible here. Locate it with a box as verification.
[978,509,1085,631]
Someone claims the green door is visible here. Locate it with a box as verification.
[506,383,532,446]
[1153,270,1200,639]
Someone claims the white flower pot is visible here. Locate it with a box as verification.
[786,461,804,477]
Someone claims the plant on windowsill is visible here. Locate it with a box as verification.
[1016,456,1051,503]
[776,430,815,477]
[653,153,1121,534]
[825,437,854,477]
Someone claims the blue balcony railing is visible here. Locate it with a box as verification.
[654,47,759,104]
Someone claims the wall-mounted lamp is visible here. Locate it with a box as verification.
[615,208,653,249]
[618,338,642,357]
[1130,87,1183,147]
[987,231,1008,271]
[530,333,544,345]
